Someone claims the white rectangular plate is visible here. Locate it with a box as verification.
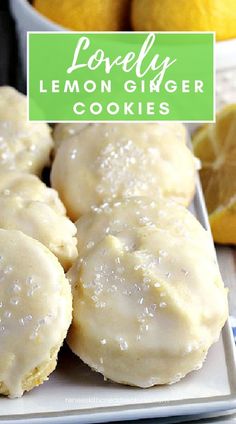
[1,178,236,424]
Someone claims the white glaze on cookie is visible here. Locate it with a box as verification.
[0,229,72,397]
[0,87,53,175]
[0,196,77,270]
[0,171,65,215]
[67,197,228,387]
[51,123,194,220]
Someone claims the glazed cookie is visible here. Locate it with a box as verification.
[0,86,53,175]
[51,123,195,220]
[0,229,72,397]
[0,196,77,270]
[67,197,228,387]
[0,171,65,215]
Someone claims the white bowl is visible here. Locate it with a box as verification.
[10,0,236,109]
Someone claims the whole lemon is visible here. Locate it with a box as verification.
[131,0,236,41]
[33,0,130,31]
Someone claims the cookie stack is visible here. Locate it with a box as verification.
[0,87,228,397]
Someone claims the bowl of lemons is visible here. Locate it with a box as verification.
[10,0,236,110]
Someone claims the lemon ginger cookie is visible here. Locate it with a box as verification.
[0,86,53,175]
[0,170,65,215]
[67,196,228,387]
[0,229,72,397]
[0,171,77,270]
[0,196,77,270]
[51,123,195,220]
